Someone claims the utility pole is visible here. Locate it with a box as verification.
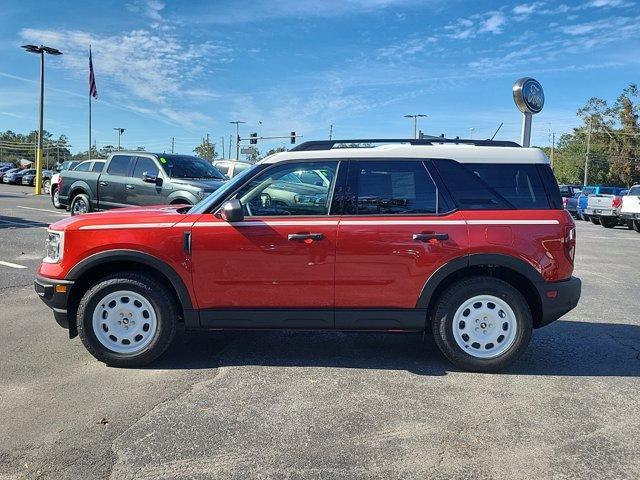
[329,124,333,140]
[584,119,592,186]
[171,137,175,154]
[550,131,555,169]
[230,121,245,160]
[221,136,225,159]
[114,128,125,151]
[228,135,232,159]
[469,127,475,139]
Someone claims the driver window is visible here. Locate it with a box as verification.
[234,161,338,217]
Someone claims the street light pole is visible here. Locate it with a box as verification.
[21,44,62,195]
[230,120,245,160]
[404,114,427,139]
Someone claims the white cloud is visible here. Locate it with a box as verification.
[125,0,165,23]
[479,12,506,34]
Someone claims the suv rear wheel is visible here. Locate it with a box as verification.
[431,276,532,372]
[76,272,177,367]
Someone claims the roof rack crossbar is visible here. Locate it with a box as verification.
[290,138,520,151]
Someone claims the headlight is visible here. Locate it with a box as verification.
[196,190,210,200]
[44,230,64,263]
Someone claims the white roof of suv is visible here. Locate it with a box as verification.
[261,142,549,165]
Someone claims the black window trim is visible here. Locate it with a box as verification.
[208,158,343,218]
[340,158,457,217]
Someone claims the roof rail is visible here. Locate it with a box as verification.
[290,138,521,152]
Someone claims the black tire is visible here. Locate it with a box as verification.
[591,217,600,225]
[627,221,634,230]
[70,193,91,215]
[76,272,177,367]
[600,217,617,228]
[580,213,589,221]
[634,220,640,233]
[51,186,63,209]
[431,276,533,373]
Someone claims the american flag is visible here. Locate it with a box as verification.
[89,48,98,99]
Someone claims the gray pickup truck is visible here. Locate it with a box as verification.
[59,152,227,215]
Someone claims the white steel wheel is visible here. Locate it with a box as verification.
[91,290,158,354]
[451,294,518,359]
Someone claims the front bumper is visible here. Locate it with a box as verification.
[34,275,74,331]
[535,276,581,328]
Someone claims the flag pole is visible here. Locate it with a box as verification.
[88,45,92,161]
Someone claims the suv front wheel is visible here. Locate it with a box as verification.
[431,276,532,372]
[76,272,177,367]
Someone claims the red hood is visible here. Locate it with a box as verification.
[49,205,189,231]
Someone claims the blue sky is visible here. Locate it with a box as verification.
[0,0,638,156]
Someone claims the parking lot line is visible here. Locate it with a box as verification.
[0,260,27,269]
[16,205,67,216]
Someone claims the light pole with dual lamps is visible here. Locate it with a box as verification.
[404,114,427,139]
[21,44,63,195]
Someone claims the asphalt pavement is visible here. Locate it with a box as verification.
[0,182,639,480]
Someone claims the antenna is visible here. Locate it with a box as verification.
[490,122,504,141]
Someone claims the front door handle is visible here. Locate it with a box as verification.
[413,232,449,242]
[288,232,324,242]
[125,184,135,190]
[99,181,108,186]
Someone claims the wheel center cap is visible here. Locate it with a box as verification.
[480,322,487,329]
[122,318,129,325]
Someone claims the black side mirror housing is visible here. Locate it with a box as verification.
[142,172,158,184]
[220,198,244,223]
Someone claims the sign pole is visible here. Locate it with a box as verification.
[520,112,532,147]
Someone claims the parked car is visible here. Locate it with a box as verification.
[3,168,34,185]
[585,189,629,228]
[563,190,581,218]
[620,184,640,233]
[576,185,625,221]
[0,167,20,182]
[35,138,581,372]
[213,160,254,179]
[59,152,227,214]
[559,184,581,200]
[50,160,101,209]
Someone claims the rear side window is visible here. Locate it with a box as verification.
[215,163,230,176]
[107,155,132,176]
[350,160,447,215]
[433,160,556,210]
[75,162,91,172]
[466,163,549,209]
[628,186,640,196]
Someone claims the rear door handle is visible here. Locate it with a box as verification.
[288,233,324,241]
[413,232,449,242]
[125,184,135,190]
[99,181,108,186]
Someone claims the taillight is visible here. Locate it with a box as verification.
[562,197,569,208]
[612,197,622,209]
[58,175,63,190]
[564,226,576,263]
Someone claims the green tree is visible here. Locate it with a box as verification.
[194,138,217,160]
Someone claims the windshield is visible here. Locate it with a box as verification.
[157,154,225,180]
[190,163,264,214]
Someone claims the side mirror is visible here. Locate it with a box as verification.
[219,198,244,223]
[142,171,158,183]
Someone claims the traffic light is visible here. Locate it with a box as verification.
[290,131,296,144]
[250,132,257,144]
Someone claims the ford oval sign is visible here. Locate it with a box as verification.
[513,77,544,114]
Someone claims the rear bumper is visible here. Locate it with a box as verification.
[584,208,617,217]
[621,212,640,220]
[535,276,581,328]
[34,275,74,330]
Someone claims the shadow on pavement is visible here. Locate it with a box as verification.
[151,320,640,377]
[0,214,48,229]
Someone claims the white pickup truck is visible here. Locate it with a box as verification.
[584,189,628,228]
[620,185,640,233]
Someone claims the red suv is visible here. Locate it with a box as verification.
[35,139,581,372]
